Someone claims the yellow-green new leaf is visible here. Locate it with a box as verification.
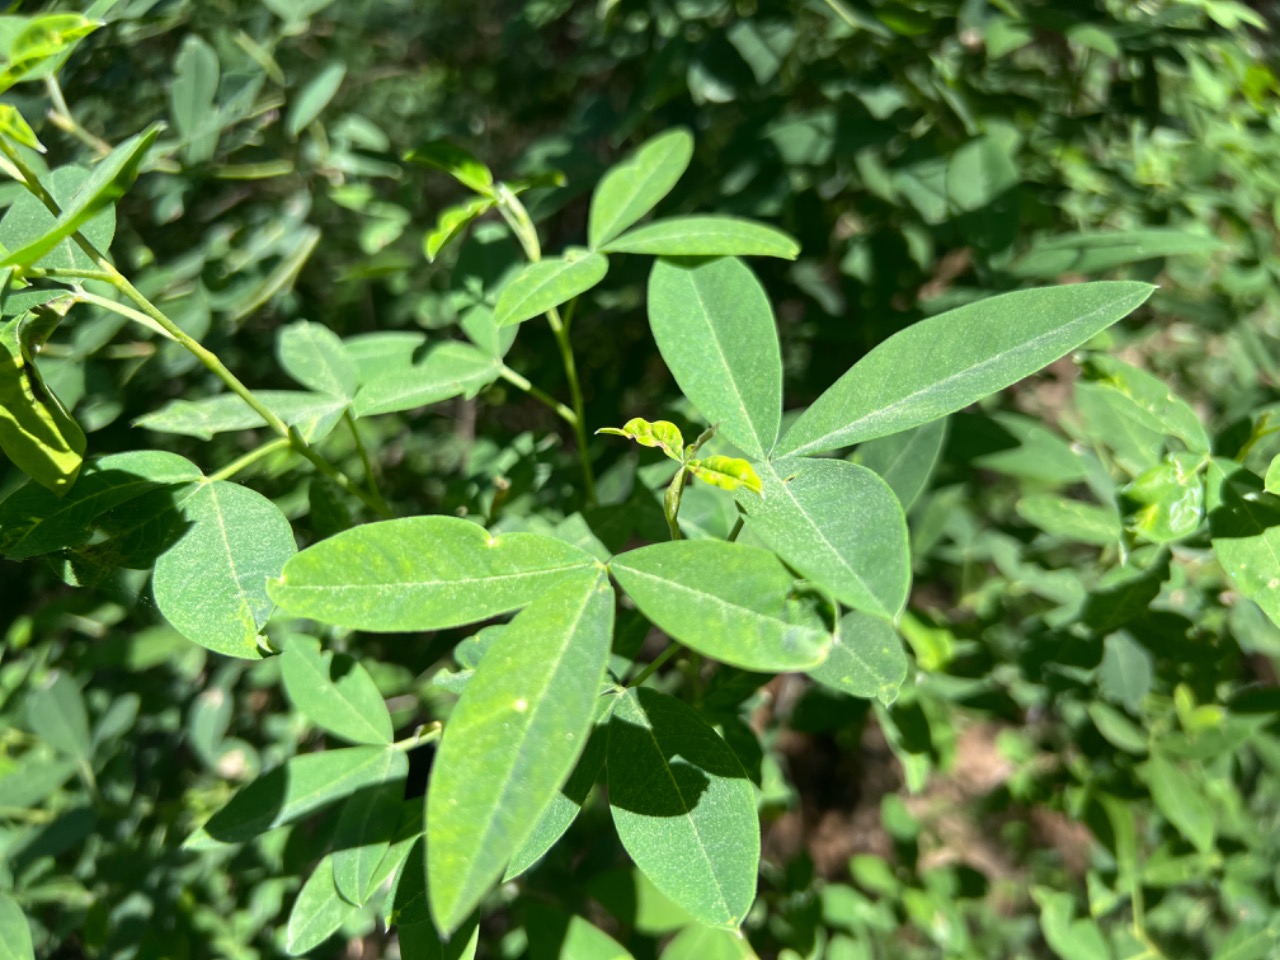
[597,417,685,461]
[427,572,615,934]
[0,14,98,93]
[589,128,694,249]
[607,688,758,929]
[527,904,637,960]
[270,515,600,632]
[405,141,495,197]
[688,456,762,496]
[0,104,43,153]
[604,216,799,259]
[610,540,832,671]
[424,197,493,262]
[495,248,609,327]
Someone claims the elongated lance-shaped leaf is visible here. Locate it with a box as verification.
[270,516,600,632]
[605,216,799,259]
[25,670,91,759]
[0,296,85,492]
[1009,228,1223,280]
[277,319,358,399]
[648,257,782,461]
[610,540,832,672]
[286,854,359,956]
[589,128,694,249]
[427,572,615,934]
[777,282,1155,457]
[135,389,348,442]
[494,248,609,327]
[1,123,161,268]
[854,418,948,512]
[152,480,297,659]
[607,688,759,929]
[737,458,911,620]
[194,745,408,845]
[424,197,493,262]
[405,140,496,197]
[280,636,393,745]
[808,611,909,706]
[0,450,200,559]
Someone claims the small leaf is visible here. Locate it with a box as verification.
[1207,461,1280,629]
[332,774,404,906]
[0,893,34,960]
[427,572,615,934]
[597,417,685,461]
[648,257,782,461]
[494,249,609,327]
[808,611,908,706]
[1142,753,1215,854]
[197,745,407,844]
[285,61,346,138]
[270,516,600,632]
[352,342,499,417]
[277,320,358,399]
[135,389,347,442]
[1123,453,1205,544]
[611,540,832,672]
[607,688,759,929]
[1010,228,1224,280]
[1082,355,1209,454]
[527,904,638,960]
[399,921,480,960]
[854,418,948,512]
[736,458,910,621]
[604,216,799,259]
[1016,495,1121,546]
[0,14,98,93]
[661,924,757,960]
[405,141,496,197]
[286,854,359,955]
[0,104,43,153]
[687,456,762,496]
[777,282,1156,457]
[1267,454,1280,496]
[169,35,220,164]
[25,671,91,759]
[589,128,694,249]
[280,636,393,745]
[152,480,297,660]
[424,197,494,262]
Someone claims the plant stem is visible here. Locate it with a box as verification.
[392,721,443,751]
[343,410,390,514]
[499,364,577,424]
[45,74,112,157]
[664,467,687,541]
[727,516,745,542]
[628,642,683,688]
[210,437,293,482]
[0,140,392,520]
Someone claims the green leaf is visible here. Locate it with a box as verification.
[736,458,910,620]
[610,540,832,672]
[286,854,359,955]
[280,636,393,745]
[134,389,347,441]
[332,773,404,906]
[169,35,220,164]
[808,611,908,706]
[270,516,600,632]
[399,921,480,960]
[1142,753,1215,854]
[1266,455,1280,496]
[25,671,91,759]
[1123,453,1206,544]
[661,924,756,960]
[0,893,34,960]
[607,688,758,929]
[589,128,694,249]
[687,456,762,496]
[197,745,407,844]
[504,695,615,881]
[597,417,685,461]
[0,104,44,154]
[0,14,98,92]
[427,572,615,934]
[604,217,799,259]
[345,331,426,381]
[1082,355,1209,453]
[0,299,85,492]
[1010,229,1224,280]
[352,341,499,417]
[0,124,161,269]
[648,257,782,461]
[1033,888,1112,960]
[0,450,200,559]
[777,282,1156,457]
[1097,633,1152,714]
[424,197,494,262]
[1088,703,1148,755]
[527,904,637,960]
[405,141,496,197]
[853,418,948,512]
[0,166,113,271]
[1207,461,1280,628]
[945,133,1018,213]
[494,248,609,327]
[1016,495,1121,546]
[277,320,358,399]
[285,61,346,138]
[152,480,297,660]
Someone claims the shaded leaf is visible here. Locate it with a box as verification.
[405,141,495,196]
[853,418,948,511]
[280,636,393,745]
[135,390,347,442]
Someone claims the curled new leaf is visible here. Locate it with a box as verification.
[687,456,762,496]
[424,197,494,262]
[0,104,43,153]
[405,140,496,197]
[597,417,685,461]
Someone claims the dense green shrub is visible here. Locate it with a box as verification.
[2,2,1280,959]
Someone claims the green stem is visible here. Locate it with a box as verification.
[1,141,391,520]
[628,643,683,688]
[664,467,687,541]
[727,516,745,543]
[210,437,292,482]
[344,410,390,515]
[45,74,112,157]
[71,289,177,341]
[499,364,577,425]
[392,721,443,751]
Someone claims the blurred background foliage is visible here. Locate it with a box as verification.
[3,0,1280,957]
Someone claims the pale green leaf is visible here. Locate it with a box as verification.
[152,480,297,660]
[352,341,499,417]
[1207,461,1280,629]
[270,516,600,632]
[589,128,694,249]
[648,257,782,460]
[604,216,799,259]
[736,458,909,620]
[0,894,34,960]
[280,636,393,745]
[1098,633,1152,714]
[0,104,43,153]
[1142,753,1215,854]
[344,331,426,383]
[286,61,346,138]
[427,573,615,934]
[494,248,609,327]
[405,140,495,196]
[777,282,1156,457]
[1033,888,1112,960]
[1266,455,1280,496]
[1010,229,1224,280]
[808,611,908,706]
[687,456,762,496]
[661,924,756,960]
[1083,355,1209,453]
[277,319,358,399]
[25,671,91,759]
[134,390,347,442]
[853,418,948,511]
[1124,453,1205,544]
[607,688,758,929]
[286,854,359,955]
[1016,495,1121,546]
[597,417,685,461]
[610,540,832,672]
